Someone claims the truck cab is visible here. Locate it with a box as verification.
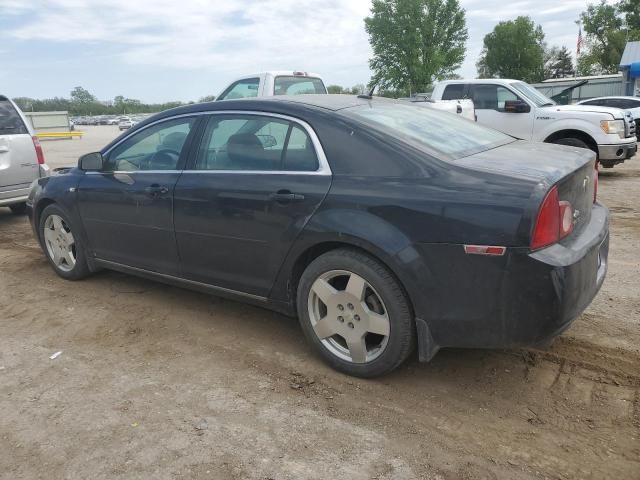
[217,71,327,101]
[432,79,637,168]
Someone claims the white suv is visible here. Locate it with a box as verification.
[432,79,637,168]
[0,95,50,214]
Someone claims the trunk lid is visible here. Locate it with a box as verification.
[456,140,597,241]
[0,98,38,188]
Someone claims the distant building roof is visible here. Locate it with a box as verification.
[542,74,622,83]
[620,41,640,67]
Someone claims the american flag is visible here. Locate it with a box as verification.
[577,28,584,55]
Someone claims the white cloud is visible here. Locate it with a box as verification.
[0,0,618,100]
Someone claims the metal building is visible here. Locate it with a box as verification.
[531,74,624,103]
[620,41,640,96]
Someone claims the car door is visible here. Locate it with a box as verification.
[469,84,534,140]
[0,97,38,190]
[77,116,199,274]
[173,112,332,297]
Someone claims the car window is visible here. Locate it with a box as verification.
[218,78,260,101]
[274,76,326,95]
[343,103,513,158]
[580,100,599,106]
[195,115,319,171]
[0,99,28,135]
[105,117,195,171]
[471,85,518,111]
[442,84,465,100]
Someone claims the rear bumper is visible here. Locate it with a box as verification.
[598,141,636,161]
[412,203,609,355]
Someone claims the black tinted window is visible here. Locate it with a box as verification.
[195,115,319,171]
[442,84,465,100]
[0,100,28,135]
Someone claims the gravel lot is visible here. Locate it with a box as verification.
[1,126,638,479]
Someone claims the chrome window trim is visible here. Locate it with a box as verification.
[101,110,331,176]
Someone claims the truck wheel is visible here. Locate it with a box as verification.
[9,203,27,215]
[551,137,593,152]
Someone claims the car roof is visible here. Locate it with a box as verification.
[154,94,386,119]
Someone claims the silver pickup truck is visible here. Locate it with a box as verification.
[0,95,49,214]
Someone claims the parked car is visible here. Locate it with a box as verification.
[0,95,50,213]
[576,96,640,134]
[217,71,328,100]
[27,95,608,377]
[118,117,135,130]
[432,79,637,168]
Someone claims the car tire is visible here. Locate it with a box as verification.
[9,202,27,215]
[39,204,90,281]
[599,160,616,168]
[297,248,415,378]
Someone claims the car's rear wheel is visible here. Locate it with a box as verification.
[39,204,90,280]
[297,249,415,377]
[9,202,27,215]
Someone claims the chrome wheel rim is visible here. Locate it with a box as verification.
[43,214,76,272]
[307,270,390,364]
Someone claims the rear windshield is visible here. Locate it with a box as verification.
[343,103,513,158]
[274,76,326,96]
[0,99,28,135]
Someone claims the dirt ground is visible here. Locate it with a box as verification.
[1,127,638,479]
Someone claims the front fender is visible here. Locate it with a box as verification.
[534,117,605,144]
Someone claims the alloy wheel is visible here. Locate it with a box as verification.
[43,214,77,272]
[307,270,390,363]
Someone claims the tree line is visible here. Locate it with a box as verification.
[13,86,217,116]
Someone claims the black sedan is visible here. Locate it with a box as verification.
[27,95,609,377]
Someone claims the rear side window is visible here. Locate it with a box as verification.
[441,84,465,100]
[343,103,512,158]
[274,76,326,95]
[0,99,28,135]
[218,78,260,100]
[195,115,319,171]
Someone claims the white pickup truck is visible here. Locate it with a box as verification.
[217,71,328,100]
[216,71,476,121]
[432,79,637,168]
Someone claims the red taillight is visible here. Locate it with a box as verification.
[531,186,574,250]
[593,166,598,203]
[32,136,45,165]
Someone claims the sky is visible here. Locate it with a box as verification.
[0,0,611,103]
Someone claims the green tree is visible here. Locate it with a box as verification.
[546,46,575,78]
[578,1,626,75]
[70,86,96,104]
[619,0,640,32]
[364,0,468,94]
[326,85,345,94]
[477,16,545,82]
[198,95,216,102]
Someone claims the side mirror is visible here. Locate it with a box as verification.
[504,100,531,113]
[78,152,104,171]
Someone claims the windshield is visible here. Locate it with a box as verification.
[343,102,513,158]
[274,76,326,95]
[510,81,556,107]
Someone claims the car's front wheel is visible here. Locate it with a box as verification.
[39,204,90,280]
[297,249,415,377]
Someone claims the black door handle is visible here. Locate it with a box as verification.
[144,184,169,197]
[269,190,305,203]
